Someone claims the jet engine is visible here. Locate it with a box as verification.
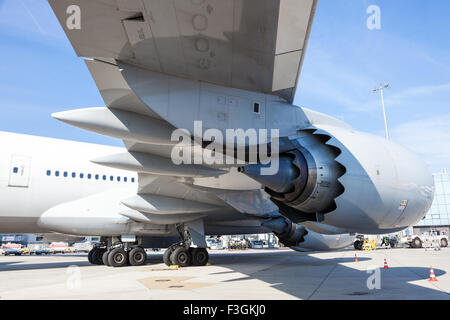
[262,217,354,251]
[240,129,345,222]
[241,126,434,234]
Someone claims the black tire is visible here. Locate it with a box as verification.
[102,250,111,266]
[92,248,105,265]
[108,248,128,267]
[441,238,448,248]
[88,248,96,264]
[191,248,209,266]
[353,241,361,250]
[170,247,191,267]
[413,237,422,248]
[163,247,175,266]
[129,247,147,266]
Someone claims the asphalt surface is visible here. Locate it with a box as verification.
[0,247,449,299]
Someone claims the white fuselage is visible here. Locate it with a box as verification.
[0,131,138,233]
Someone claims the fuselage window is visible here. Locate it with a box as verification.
[72,172,76,178]
[124,177,127,182]
[64,172,68,177]
[88,174,92,179]
[46,170,51,176]
[131,178,135,183]
[95,174,99,180]
[103,175,106,181]
[13,167,18,174]
[253,102,260,114]
[110,176,113,181]
[80,173,84,179]
[55,171,60,177]
[117,176,121,182]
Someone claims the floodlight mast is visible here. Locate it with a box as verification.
[373,83,391,140]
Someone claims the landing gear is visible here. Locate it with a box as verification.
[102,250,111,266]
[163,245,209,267]
[162,223,209,267]
[170,247,191,267]
[87,237,147,267]
[108,247,128,267]
[191,248,209,266]
[129,247,147,266]
[88,247,106,265]
[88,248,95,264]
[87,226,211,268]
[163,246,175,266]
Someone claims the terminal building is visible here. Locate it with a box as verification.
[414,169,450,235]
[0,234,39,246]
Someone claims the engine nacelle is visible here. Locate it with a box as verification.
[243,126,434,234]
[262,217,353,251]
[240,130,345,221]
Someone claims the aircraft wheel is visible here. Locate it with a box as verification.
[163,246,175,266]
[92,248,105,265]
[170,247,191,267]
[88,248,96,264]
[108,248,128,267]
[191,248,209,266]
[129,247,147,266]
[102,250,111,266]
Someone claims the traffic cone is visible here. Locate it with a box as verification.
[383,258,389,269]
[428,266,438,282]
[354,254,358,262]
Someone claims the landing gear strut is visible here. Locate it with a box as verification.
[162,224,209,267]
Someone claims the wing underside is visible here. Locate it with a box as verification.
[49,0,317,103]
[48,0,318,230]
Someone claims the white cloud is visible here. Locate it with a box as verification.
[390,114,450,173]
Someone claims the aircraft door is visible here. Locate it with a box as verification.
[8,155,32,188]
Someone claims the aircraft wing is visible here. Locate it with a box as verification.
[48,0,319,239]
[49,0,317,103]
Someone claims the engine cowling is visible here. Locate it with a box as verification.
[240,130,345,222]
[242,126,434,234]
[262,217,353,251]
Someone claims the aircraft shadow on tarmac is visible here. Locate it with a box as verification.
[202,250,449,299]
[0,255,92,271]
[0,250,448,299]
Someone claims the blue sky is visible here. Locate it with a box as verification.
[0,0,449,173]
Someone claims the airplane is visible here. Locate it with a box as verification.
[0,130,355,266]
[0,0,434,268]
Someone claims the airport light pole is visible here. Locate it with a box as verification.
[372,83,391,140]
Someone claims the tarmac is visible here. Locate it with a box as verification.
[0,247,449,300]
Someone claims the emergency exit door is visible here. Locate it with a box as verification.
[8,155,32,188]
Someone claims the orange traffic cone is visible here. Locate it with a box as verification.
[354,254,358,262]
[383,258,389,269]
[428,266,438,282]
